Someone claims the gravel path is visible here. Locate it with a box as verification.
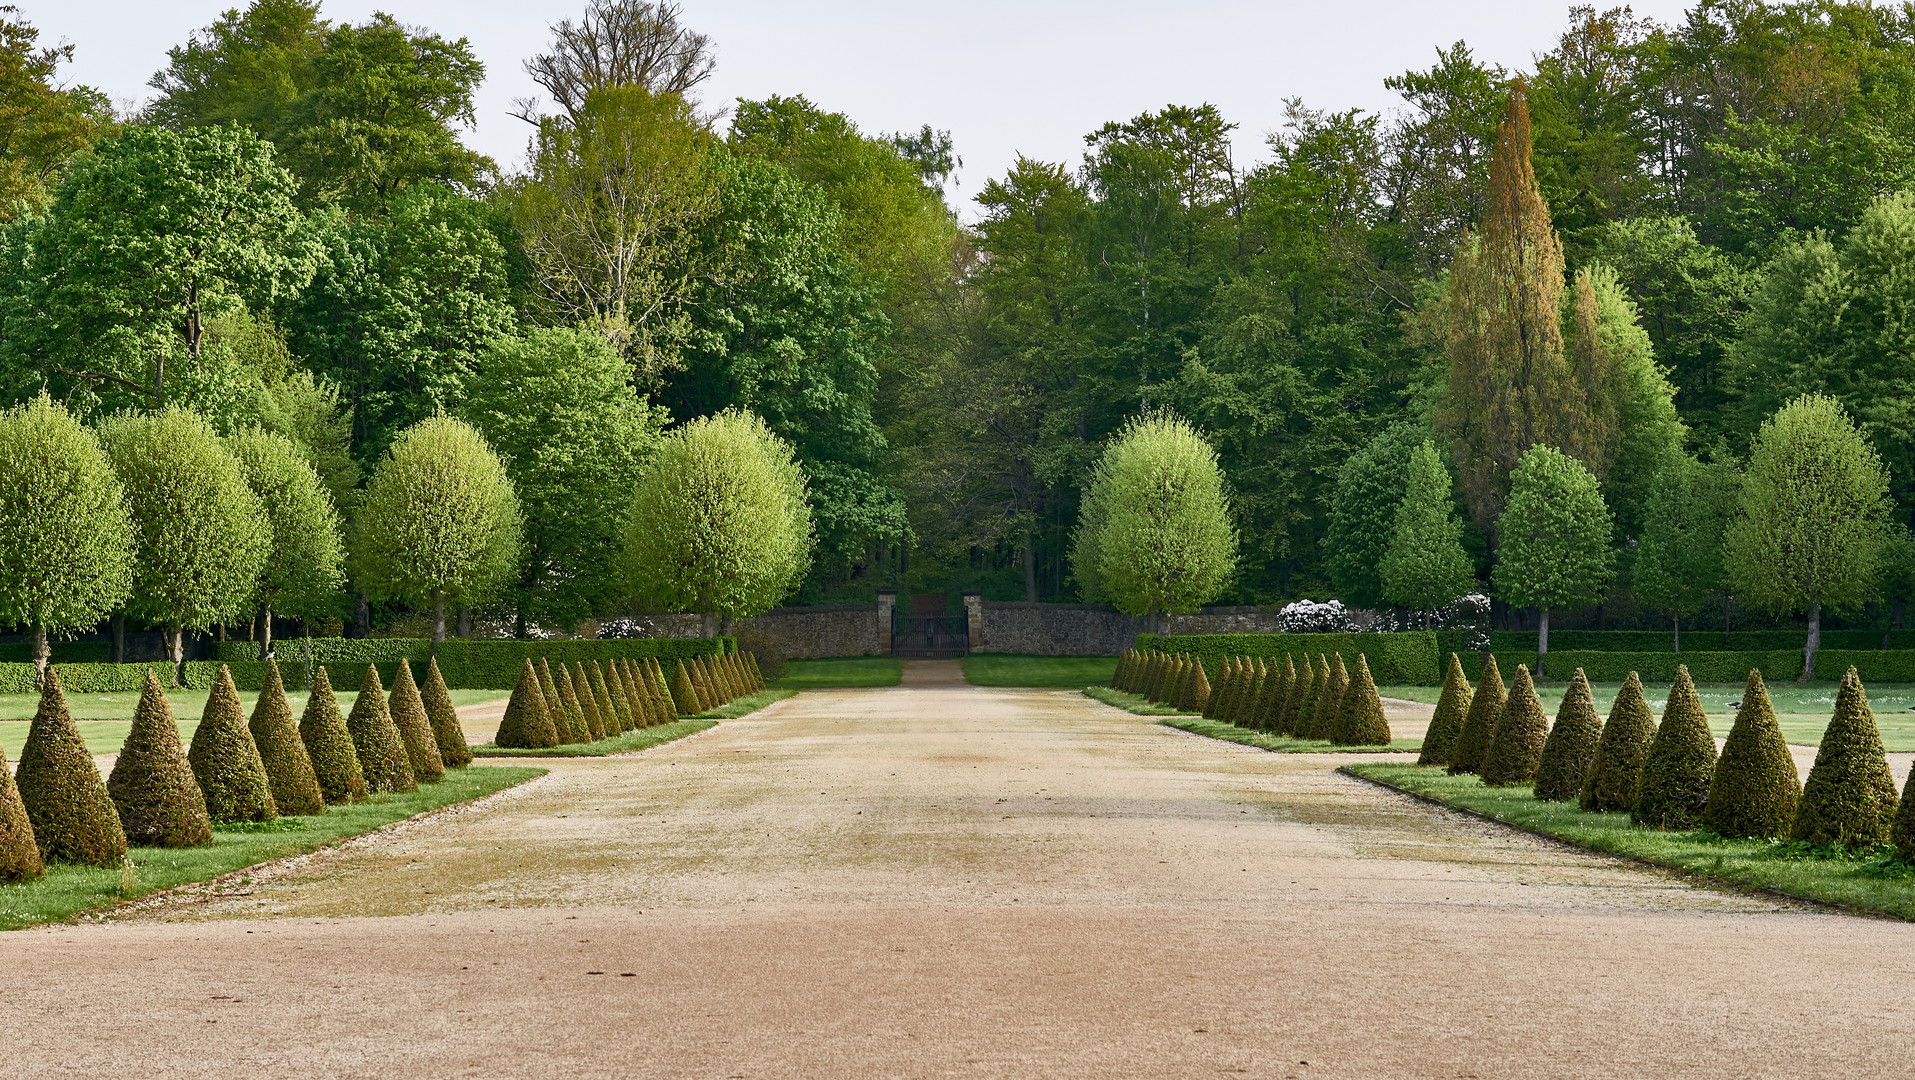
[7,662,1915,1078]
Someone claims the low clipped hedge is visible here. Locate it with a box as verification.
[1139,631,1441,686]
[1484,629,1915,652]
[1813,649,1915,683]
[0,661,281,695]
[1464,650,1805,684]
[0,641,111,664]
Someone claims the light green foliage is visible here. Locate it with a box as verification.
[99,408,270,676]
[1325,425,1426,611]
[352,416,522,642]
[239,370,361,512]
[461,328,666,631]
[623,409,813,624]
[1724,394,1890,679]
[1632,666,1716,830]
[1569,265,1686,539]
[145,0,326,136]
[1418,654,1473,767]
[1793,668,1898,847]
[0,9,112,217]
[226,426,343,627]
[1705,670,1800,839]
[187,665,277,824]
[1492,444,1613,673]
[1072,413,1236,622]
[1532,668,1601,801]
[1380,440,1475,622]
[0,396,133,673]
[1633,453,1741,638]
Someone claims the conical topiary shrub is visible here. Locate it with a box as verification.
[299,666,366,804]
[494,659,558,749]
[1417,654,1474,767]
[536,659,577,743]
[1202,660,1229,719]
[0,736,42,881]
[1891,766,1915,865]
[1479,665,1550,786]
[1580,672,1653,812]
[187,665,277,824]
[1270,656,1298,733]
[106,671,213,848]
[246,661,325,816]
[600,661,633,733]
[1533,668,1601,801]
[347,665,416,794]
[1188,663,1212,715]
[649,658,678,721]
[1116,650,1133,690]
[1632,666,1717,830]
[16,669,127,865]
[1448,655,1506,775]
[571,663,607,739]
[1331,654,1393,746]
[1236,661,1264,725]
[621,659,655,726]
[1164,659,1187,710]
[747,652,766,691]
[388,661,446,784]
[1251,659,1280,729]
[1280,655,1309,735]
[693,656,717,710]
[551,661,586,742]
[1704,670,1800,839]
[423,657,472,767]
[588,661,620,733]
[1792,668,1899,847]
[669,660,700,716]
[1307,655,1348,740]
[1145,652,1168,701]
[1296,656,1325,737]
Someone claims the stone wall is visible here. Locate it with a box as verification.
[612,605,887,660]
[967,601,1151,656]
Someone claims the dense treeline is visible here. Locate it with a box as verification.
[3,0,1914,641]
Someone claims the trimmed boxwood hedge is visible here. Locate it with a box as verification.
[1140,631,1441,686]
[209,636,734,690]
[1465,649,1806,684]
[0,641,110,664]
[1485,629,1915,652]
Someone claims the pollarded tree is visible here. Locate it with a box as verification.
[623,409,813,634]
[0,395,134,681]
[1380,440,1476,627]
[227,426,343,656]
[1491,445,1613,679]
[1633,452,1741,651]
[1071,412,1236,632]
[99,407,271,685]
[352,416,523,651]
[1723,394,1890,680]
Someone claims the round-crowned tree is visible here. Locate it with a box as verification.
[353,416,522,651]
[0,396,134,682]
[1071,413,1236,632]
[1492,445,1613,679]
[227,427,344,657]
[99,407,270,685]
[623,409,813,635]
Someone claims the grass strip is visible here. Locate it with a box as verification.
[0,764,544,931]
[770,658,901,688]
[692,688,796,718]
[1082,685,1186,715]
[1344,762,1915,920]
[963,655,1119,687]
[1083,687,1420,751]
[471,719,715,758]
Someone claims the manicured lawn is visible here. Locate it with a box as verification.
[1082,685,1187,716]
[1346,763,1915,920]
[1082,687,1420,752]
[770,658,901,688]
[1381,681,1915,751]
[0,765,544,931]
[471,719,716,758]
[694,688,797,718]
[963,654,1119,687]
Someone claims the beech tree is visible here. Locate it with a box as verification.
[1491,445,1612,678]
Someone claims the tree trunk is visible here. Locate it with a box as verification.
[1673,613,1680,654]
[352,593,370,639]
[30,623,49,687]
[110,613,124,664]
[1803,602,1821,682]
[457,607,470,638]
[431,587,446,656]
[260,607,274,659]
[514,602,529,640]
[168,622,184,688]
[1536,608,1549,681]
[1022,532,1037,603]
[700,611,718,638]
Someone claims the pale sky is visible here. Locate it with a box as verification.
[36,0,1702,215]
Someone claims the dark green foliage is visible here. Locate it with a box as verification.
[1480,665,1551,787]
[346,665,416,793]
[1475,649,1803,684]
[422,657,472,767]
[1307,654,1348,740]
[1633,666,1717,830]
[1418,654,1473,766]
[1792,668,1898,847]
[1278,656,1308,735]
[1296,656,1325,736]
[1141,632,1440,685]
[204,636,733,688]
[1237,661,1264,724]
[600,660,632,734]
[1189,663,1212,715]
[1532,668,1601,802]
[299,666,367,804]
[1580,672,1655,812]
[387,660,446,784]
[105,672,212,848]
[1448,654,1506,775]
[0,738,43,881]
[618,659,652,727]
[1331,654,1393,746]
[1705,670,1801,839]
[1483,629,1915,652]
[536,658,576,742]
[246,661,325,816]
[494,659,558,749]
[186,666,277,824]
[549,659,584,741]
[1892,766,1915,865]
[571,663,607,740]
[1201,659,1227,718]
[1265,656,1292,733]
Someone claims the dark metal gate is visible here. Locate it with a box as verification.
[892,614,969,658]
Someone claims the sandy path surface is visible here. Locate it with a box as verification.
[8,664,1915,1079]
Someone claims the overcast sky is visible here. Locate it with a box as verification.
[38,0,1702,215]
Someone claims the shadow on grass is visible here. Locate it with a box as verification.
[471,719,716,758]
[1082,687,1420,753]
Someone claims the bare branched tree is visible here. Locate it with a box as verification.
[519,1,716,123]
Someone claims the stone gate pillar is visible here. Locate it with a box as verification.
[876,591,896,656]
[962,593,984,653]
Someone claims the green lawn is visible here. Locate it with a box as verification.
[472,719,715,758]
[770,658,901,688]
[963,654,1119,687]
[693,688,797,718]
[1382,681,1915,751]
[1082,687,1419,752]
[1346,763,1915,920]
[1082,685,1187,716]
[0,764,544,930]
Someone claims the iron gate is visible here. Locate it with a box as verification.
[892,614,969,658]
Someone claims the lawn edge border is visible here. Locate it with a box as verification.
[1338,764,1907,923]
[1080,687,1420,754]
[470,718,721,758]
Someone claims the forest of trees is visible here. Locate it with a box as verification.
[4,0,1915,639]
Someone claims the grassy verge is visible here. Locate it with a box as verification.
[1082,687,1420,752]
[963,654,1118,687]
[1082,685,1186,715]
[1345,762,1915,919]
[0,764,544,931]
[1,688,505,723]
[470,719,715,758]
[770,658,901,688]
[692,688,796,718]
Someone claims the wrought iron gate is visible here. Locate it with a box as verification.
[892,614,969,658]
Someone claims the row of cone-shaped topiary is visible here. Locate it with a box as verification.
[1419,652,1915,857]
[492,651,764,749]
[1110,648,1393,746]
[0,656,474,882]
